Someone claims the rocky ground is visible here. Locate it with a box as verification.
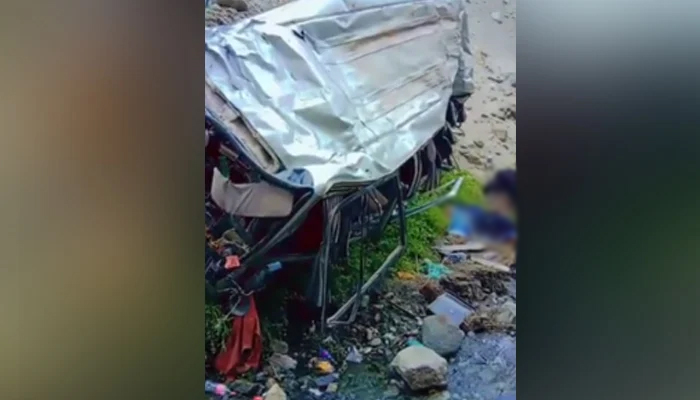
[221,243,517,400]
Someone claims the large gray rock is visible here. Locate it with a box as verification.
[422,315,465,356]
[390,346,448,391]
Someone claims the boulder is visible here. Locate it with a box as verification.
[390,346,448,391]
[421,315,465,356]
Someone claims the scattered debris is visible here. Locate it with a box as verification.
[268,354,297,371]
[205,380,234,397]
[488,75,505,84]
[391,346,448,391]
[435,242,486,254]
[264,383,287,400]
[397,271,417,280]
[443,252,468,265]
[428,293,474,327]
[229,379,263,397]
[315,360,335,374]
[314,373,340,388]
[370,338,382,346]
[327,383,339,393]
[318,348,336,364]
[463,299,516,333]
[424,260,451,280]
[345,346,364,364]
[270,340,289,355]
[308,388,323,397]
[420,281,445,303]
[471,256,512,273]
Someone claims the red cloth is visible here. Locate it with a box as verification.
[214,297,262,379]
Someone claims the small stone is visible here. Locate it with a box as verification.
[459,151,482,166]
[384,333,397,342]
[271,340,289,355]
[494,300,517,325]
[268,354,298,371]
[491,11,503,23]
[370,338,382,346]
[385,292,395,299]
[362,295,370,308]
[375,313,381,322]
[390,346,448,391]
[230,380,263,396]
[474,140,484,148]
[366,328,375,341]
[468,331,476,338]
[390,326,397,333]
[308,388,323,397]
[428,391,452,400]
[493,128,508,142]
[383,386,400,397]
[264,383,287,400]
[327,383,339,393]
[362,347,373,354]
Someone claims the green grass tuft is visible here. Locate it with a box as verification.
[333,170,483,300]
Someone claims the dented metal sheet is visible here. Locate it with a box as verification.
[205,0,473,193]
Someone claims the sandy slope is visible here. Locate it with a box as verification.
[454,0,516,181]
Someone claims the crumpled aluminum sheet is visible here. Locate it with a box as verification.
[206,0,473,193]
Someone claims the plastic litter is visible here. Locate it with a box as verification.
[345,346,363,364]
[428,293,473,327]
[315,360,335,374]
[406,338,424,347]
[319,348,336,364]
[443,252,468,264]
[315,373,340,388]
[205,380,234,397]
[424,259,450,280]
[397,271,417,280]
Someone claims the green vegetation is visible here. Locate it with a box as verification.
[205,169,484,359]
[334,169,483,299]
[205,303,232,359]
